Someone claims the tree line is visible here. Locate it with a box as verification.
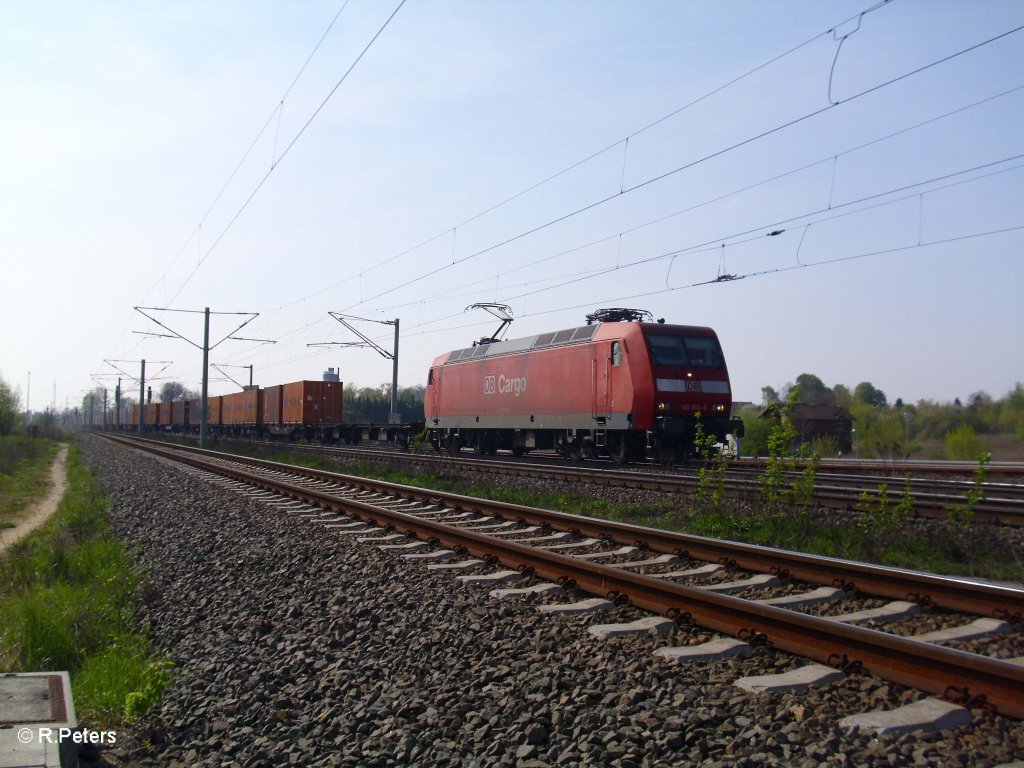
[737,374,1024,460]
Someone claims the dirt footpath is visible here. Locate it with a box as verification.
[0,443,69,556]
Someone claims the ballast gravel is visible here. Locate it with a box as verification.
[78,435,1024,767]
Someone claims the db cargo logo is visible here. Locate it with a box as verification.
[484,374,527,397]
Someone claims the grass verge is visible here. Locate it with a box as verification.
[265,448,1023,582]
[0,436,58,523]
[0,442,170,726]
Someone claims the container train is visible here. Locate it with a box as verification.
[102,308,742,462]
[117,379,410,445]
[425,308,743,462]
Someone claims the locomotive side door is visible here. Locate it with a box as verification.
[428,367,440,423]
[592,342,611,422]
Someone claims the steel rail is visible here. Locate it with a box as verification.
[108,434,1024,621]
[144,432,1024,524]
[270,441,1024,525]
[108,434,1024,720]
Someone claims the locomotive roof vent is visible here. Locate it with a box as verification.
[585,308,656,324]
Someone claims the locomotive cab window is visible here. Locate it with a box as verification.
[647,334,724,367]
[647,335,686,366]
[611,341,623,366]
[683,336,723,367]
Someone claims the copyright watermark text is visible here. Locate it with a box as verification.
[16,727,117,746]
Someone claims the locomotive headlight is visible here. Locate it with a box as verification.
[714,404,726,413]
[657,402,669,412]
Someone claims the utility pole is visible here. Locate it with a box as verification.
[103,358,170,435]
[312,313,401,423]
[139,359,146,434]
[115,379,121,428]
[134,306,273,449]
[200,307,210,449]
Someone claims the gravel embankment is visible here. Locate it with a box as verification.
[80,435,1024,767]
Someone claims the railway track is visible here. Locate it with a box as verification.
[105,434,1024,721]
[172,434,1024,527]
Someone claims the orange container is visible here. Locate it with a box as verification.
[281,381,342,425]
[263,385,283,426]
[207,396,223,426]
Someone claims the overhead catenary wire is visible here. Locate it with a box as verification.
[338,21,1024,315]
[167,0,408,308]
[358,82,1024,319]
[199,110,1024,386]
[139,0,353,310]
[364,153,1024,341]
[123,3,1019,393]
[269,0,899,313]
[463,154,1024,311]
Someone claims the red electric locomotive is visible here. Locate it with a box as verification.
[424,308,742,462]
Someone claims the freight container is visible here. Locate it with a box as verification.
[241,387,262,426]
[207,395,223,426]
[222,389,262,426]
[263,385,283,426]
[160,402,173,426]
[222,391,245,426]
[171,400,188,427]
[281,381,342,425]
[146,402,161,427]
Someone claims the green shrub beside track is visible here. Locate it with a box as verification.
[0,442,170,726]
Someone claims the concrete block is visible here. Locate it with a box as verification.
[735,664,844,694]
[756,587,846,608]
[538,598,615,615]
[489,583,566,599]
[426,559,485,571]
[911,618,1011,644]
[697,573,780,594]
[647,563,723,579]
[457,570,522,586]
[840,697,973,735]
[654,637,754,663]
[828,600,920,625]
[574,546,639,561]
[0,671,78,768]
[589,616,676,640]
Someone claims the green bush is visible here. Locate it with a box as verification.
[944,424,985,460]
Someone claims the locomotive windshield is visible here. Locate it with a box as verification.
[647,334,723,368]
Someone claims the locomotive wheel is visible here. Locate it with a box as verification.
[569,440,584,462]
[609,434,630,465]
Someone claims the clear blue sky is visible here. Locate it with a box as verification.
[2,0,1022,413]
